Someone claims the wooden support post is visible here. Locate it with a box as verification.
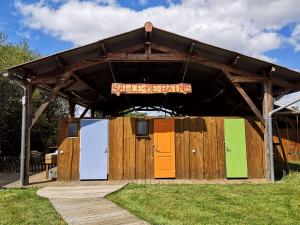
[263,76,273,180]
[68,100,75,118]
[24,82,32,185]
[91,109,95,118]
[223,70,265,125]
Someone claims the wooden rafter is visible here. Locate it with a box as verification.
[151,43,182,53]
[223,70,265,125]
[62,79,77,91]
[208,55,240,86]
[112,43,144,53]
[57,56,108,102]
[72,73,107,101]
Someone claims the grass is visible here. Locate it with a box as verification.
[107,173,300,225]
[0,188,66,225]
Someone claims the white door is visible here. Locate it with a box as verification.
[80,119,108,180]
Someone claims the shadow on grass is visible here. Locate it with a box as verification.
[275,162,300,180]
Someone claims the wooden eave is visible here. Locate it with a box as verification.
[6,23,300,116]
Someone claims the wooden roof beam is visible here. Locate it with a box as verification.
[113,43,144,53]
[29,53,300,91]
[210,55,240,86]
[230,75,263,83]
[144,21,153,54]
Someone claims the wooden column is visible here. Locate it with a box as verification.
[24,82,33,185]
[91,109,95,118]
[263,77,273,179]
[68,100,75,118]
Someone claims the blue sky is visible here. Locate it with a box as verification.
[0,0,300,72]
[0,0,180,55]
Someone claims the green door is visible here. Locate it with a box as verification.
[224,119,248,178]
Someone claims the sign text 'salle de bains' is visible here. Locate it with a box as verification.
[111,83,192,96]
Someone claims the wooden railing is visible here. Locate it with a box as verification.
[0,155,56,173]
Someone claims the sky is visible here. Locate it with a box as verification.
[1,0,300,110]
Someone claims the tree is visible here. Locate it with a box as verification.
[0,33,68,156]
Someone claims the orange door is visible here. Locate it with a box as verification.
[154,119,175,178]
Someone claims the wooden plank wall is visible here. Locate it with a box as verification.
[108,116,267,180]
[57,116,300,181]
[275,129,300,163]
[57,118,80,181]
[109,117,154,180]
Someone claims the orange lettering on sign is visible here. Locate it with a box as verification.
[111,83,192,95]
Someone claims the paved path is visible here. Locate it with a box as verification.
[37,185,149,225]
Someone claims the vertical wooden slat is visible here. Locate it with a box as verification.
[203,117,209,179]
[57,119,81,181]
[136,137,146,179]
[123,117,136,179]
[216,117,225,179]
[245,118,264,178]
[203,117,218,179]
[197,117,204,179]
[70,121,80,180]
[109,117,124,180]
[145,118,154,179]
[175,119,184,179]
[182,118,190,179]
[211,117,219,179]
[189,117,199,179]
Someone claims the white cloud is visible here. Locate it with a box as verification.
[14,0,300,61]
[289,24,300,52]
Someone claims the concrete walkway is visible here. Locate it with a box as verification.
[37,185,149,225]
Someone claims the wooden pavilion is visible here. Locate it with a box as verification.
[7,22,300,185]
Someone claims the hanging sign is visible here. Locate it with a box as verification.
[111,83,192,96]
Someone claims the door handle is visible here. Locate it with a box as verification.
[225,146,230,152]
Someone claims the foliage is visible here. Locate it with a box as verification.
[30,89,68,152]
[107,173,300,225]
[0,33,68,156]
[0,188,66,225]
[125,111,147,117]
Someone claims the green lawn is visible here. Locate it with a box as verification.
[107,173,300,225]
[0,188,65,225]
